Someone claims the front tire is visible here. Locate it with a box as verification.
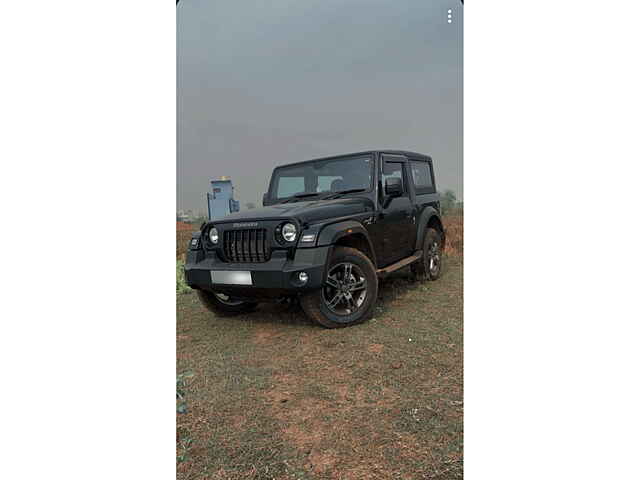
[196,290,258,316]
[300,246,378,328]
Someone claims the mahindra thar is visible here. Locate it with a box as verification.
[184,150,445,328]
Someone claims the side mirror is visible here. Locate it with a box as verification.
[262,193,268,206]
[385,177,403,197]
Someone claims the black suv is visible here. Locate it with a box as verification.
[184,150,445,328]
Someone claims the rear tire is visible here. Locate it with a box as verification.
[300,246,378,328]
[196,290,258,316]
[411,227,443,281]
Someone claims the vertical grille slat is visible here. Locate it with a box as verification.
[244,230,249,261]
[246,229,251,262]
[249,229,255,262]
[241,230,246,262]
[256,229,263,261]
[245,230,251,262]
[222,228,270,263]
[232,230,237,259]
[263,229,267,261]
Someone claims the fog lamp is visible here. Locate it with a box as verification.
[298,271,309,284]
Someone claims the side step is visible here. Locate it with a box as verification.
[376,251,423,277]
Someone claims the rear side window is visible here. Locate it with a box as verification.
[410,161,435,194]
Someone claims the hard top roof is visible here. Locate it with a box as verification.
[274,150,431,169]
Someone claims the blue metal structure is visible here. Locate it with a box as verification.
[207,178,240,220]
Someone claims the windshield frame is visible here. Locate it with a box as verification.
[266,153,375,203]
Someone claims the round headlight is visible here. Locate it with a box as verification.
[209,227,219,244]
[282,223,297,242]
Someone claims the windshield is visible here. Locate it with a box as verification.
[270,155,374,200]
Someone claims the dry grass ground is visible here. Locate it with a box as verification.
[177,253,463,479]
[442,216,462,257]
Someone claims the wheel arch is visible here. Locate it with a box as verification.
[317,220,378,268]
[415,208,446,251]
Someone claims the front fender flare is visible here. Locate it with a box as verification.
[315,220,377,267]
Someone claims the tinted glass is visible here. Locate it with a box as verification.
[276,177,305,198]
[271,155,373,199]
[410,161,434,191]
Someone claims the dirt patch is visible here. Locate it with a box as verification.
[259,352,406,477]
[308,449,339,474]
[252,325,282,345]
[368,343,384,354]
[282,422,326,449]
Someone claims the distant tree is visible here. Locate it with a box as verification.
[245,202,256,210]
[440,190,458,215]
[191,212,208,226]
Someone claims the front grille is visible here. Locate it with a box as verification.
[223,229,270,263]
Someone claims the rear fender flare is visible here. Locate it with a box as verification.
[415,207,445,250]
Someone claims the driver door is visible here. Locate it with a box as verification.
[378,155,415,265]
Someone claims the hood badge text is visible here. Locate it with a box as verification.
[232,222,259,228]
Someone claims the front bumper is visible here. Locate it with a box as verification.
[184,246,330,299]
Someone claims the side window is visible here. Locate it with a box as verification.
[382,161,405,193]
[410,161,435,194]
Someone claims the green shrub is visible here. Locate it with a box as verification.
[176,260,192,294]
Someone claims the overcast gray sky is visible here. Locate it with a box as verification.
[178,0,462,213]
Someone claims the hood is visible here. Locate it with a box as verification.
[215,197,374,225]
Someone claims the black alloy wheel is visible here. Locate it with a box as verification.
[426,236,442,278]
[322,262,368,316]
[411,227,444,281]
[300,246,378,328]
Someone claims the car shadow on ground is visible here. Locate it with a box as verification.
[246,300,317,328]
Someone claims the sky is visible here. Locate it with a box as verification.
[177,0,462,213]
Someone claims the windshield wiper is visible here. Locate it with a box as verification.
[280,188,367,204]
[323,188,368,200]
[280,192,323,204]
